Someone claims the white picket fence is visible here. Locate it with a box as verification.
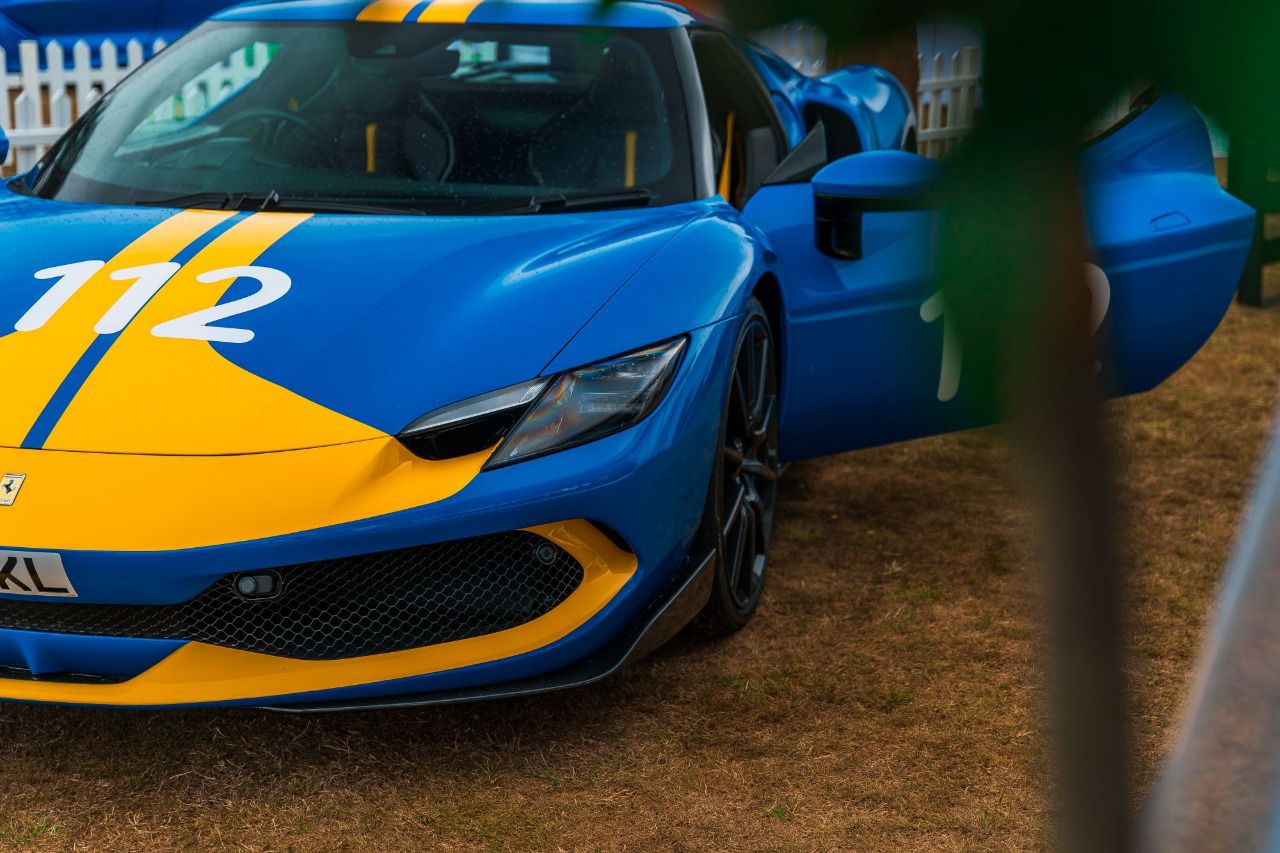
[917,47,982,158]
[1,37,273,174]
[1,38,162,172]
[756,22,829,77]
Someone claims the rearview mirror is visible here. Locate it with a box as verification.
[813,151,941,260]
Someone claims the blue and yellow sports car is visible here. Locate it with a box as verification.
[0,0,1254,709]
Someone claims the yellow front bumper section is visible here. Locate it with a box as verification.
[0,520,636,707]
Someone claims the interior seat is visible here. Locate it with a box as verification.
[331,70,455,182]
[528,46,671,190]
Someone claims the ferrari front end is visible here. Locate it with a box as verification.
[0,310,738,709]
[0,1,769,708]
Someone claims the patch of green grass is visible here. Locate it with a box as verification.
[535,767,568,785]
[6,817,58,846]
[970,613,995,631]
[427,805,476,835]
[987,545,1020,576]
[764,804,791,822]
[865,688,912,713]
[913,586,942,605]
[887,585,942,606]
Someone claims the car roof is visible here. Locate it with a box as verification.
[216,0,702,30]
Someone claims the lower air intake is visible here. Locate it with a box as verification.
[0,532,584,660]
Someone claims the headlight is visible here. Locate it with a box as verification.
[488,338,687,468]
[397,338,688,468]
[399,379,549,461]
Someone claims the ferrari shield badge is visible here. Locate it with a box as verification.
[0,474,26,507]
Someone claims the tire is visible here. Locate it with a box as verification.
[697,297,781,633]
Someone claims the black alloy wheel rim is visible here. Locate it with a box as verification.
[721,316,780,611]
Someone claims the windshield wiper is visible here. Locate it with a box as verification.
[502,189,656,215]
[137,188,649,216]
[136,191,249,210]
[135,191,425,216]
[267,197,426,216]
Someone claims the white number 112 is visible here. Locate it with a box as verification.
[14,261,291,344]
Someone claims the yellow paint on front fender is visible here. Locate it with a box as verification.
[0,439,490,552]
[0,521,637,707]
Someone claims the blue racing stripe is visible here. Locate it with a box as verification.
[21,333,117,449]
[172,211,247,266]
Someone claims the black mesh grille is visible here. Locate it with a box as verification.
[0,532,584,660]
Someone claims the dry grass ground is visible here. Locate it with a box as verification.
[1,304,1278,852]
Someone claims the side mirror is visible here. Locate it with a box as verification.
[0,126,9,168]
[813,151,941,260]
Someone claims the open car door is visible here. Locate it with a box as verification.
[743,93,1255,463]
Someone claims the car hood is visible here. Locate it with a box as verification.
[0,194,701,455]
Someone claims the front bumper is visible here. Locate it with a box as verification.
[0,321,736,708]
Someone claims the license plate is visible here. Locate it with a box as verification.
[0,551,77,598]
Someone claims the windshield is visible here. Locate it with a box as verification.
[24,21,695,215]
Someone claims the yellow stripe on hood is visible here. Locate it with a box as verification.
[45,212,383,456]
[0,210,235,448]
[419,0,486,23]
[356,0,422,22]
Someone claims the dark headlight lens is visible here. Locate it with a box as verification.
[486,338,687,469]
[399,339,686,466]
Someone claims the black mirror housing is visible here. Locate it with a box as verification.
[812,150,942,260]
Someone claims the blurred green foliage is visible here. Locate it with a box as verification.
[722,0,1278,411]
[716,4,1279,851]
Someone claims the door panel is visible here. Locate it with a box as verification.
[743,183,967,463]
[747,93,1254,464]
[1082,96,1255,394]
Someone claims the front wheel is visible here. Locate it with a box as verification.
[698,298,781,633]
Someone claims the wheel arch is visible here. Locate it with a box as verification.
[796,65,917,153]
[749,271,786,403]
